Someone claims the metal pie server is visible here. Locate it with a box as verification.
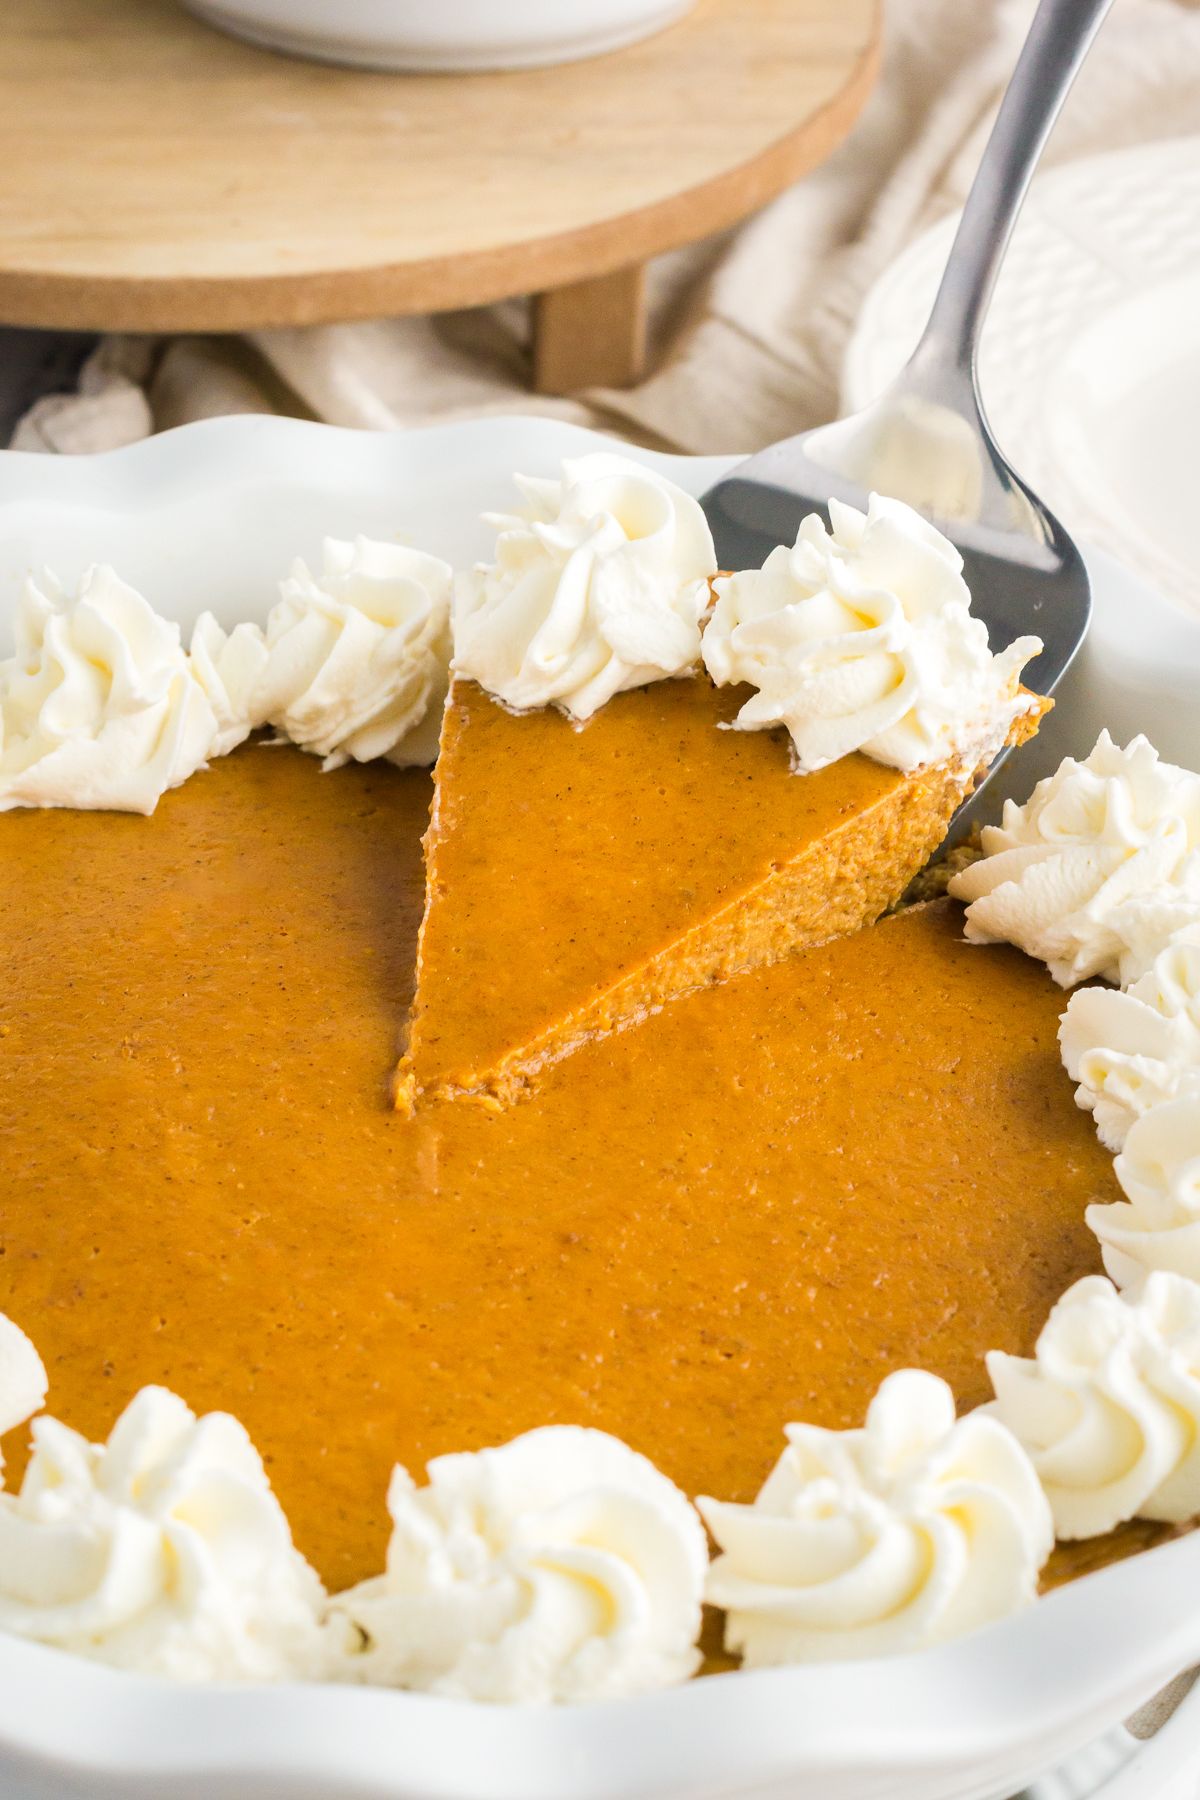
[701,0,1113,832]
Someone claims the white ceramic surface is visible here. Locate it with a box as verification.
[843,137,1200,618]
[180,0,694,72]
[1,413,1200,1800]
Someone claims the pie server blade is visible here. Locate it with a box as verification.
[701,0,1110,839]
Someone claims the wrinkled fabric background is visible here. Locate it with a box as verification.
[14,0,1200,457]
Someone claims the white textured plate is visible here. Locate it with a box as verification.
[2,414,1200,1800]
[843,137,1200,617]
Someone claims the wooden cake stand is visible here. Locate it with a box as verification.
[0,0,879,393]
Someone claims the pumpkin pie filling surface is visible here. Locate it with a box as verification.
[0,744,1122,1594]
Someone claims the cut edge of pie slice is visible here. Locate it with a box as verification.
[394,671,1049,1114]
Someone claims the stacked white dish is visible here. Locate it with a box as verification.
[179,0,696,72]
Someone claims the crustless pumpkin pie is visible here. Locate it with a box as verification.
[1,459,1185,1699]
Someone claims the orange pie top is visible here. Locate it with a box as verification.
[0,745,1125,1597]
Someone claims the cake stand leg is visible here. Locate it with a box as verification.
[532,264,647,394]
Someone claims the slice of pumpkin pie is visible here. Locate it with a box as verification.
[396,466,1045,1111]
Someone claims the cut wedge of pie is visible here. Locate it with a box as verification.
[395,670,1048,1111]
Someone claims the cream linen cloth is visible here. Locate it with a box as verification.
[14,0,1200,457]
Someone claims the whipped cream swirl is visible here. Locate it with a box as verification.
[329,1425,707,1703]
[453,454,716,721]
[259,537,452,768]
[698,1369,1051,1665]
[0,566,220,814]
[950,732,1200,987]
[0,1384,325,1681]
[189,614,270,759]
[700,494,1040,775]
[987,1272,1200,1538]
[1061,936,1200,1152]
[195,537,454,771]
[1085,1098,1200,1288]
[0,1315,46,1461]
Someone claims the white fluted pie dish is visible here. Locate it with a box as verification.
[1,1534,1200,1800]
[1,413,1200,1800]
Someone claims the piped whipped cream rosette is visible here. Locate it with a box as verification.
[0,566,223,815]
[1082,1098,1200,1288]
[194,536,454,771]
[700,493,1041,776]
[259,537,452,768]
[698,1369,1052,1665]
[950,732,1200,988]
[0,541,455,812]
[189,614,270,758]
[328,1425,707,1703]
[452,454,717,721]
[987,1272,1200,1539]
[0,1330,325,1682]
[0,1315,46,1470]
[1060,936,1200,1152]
